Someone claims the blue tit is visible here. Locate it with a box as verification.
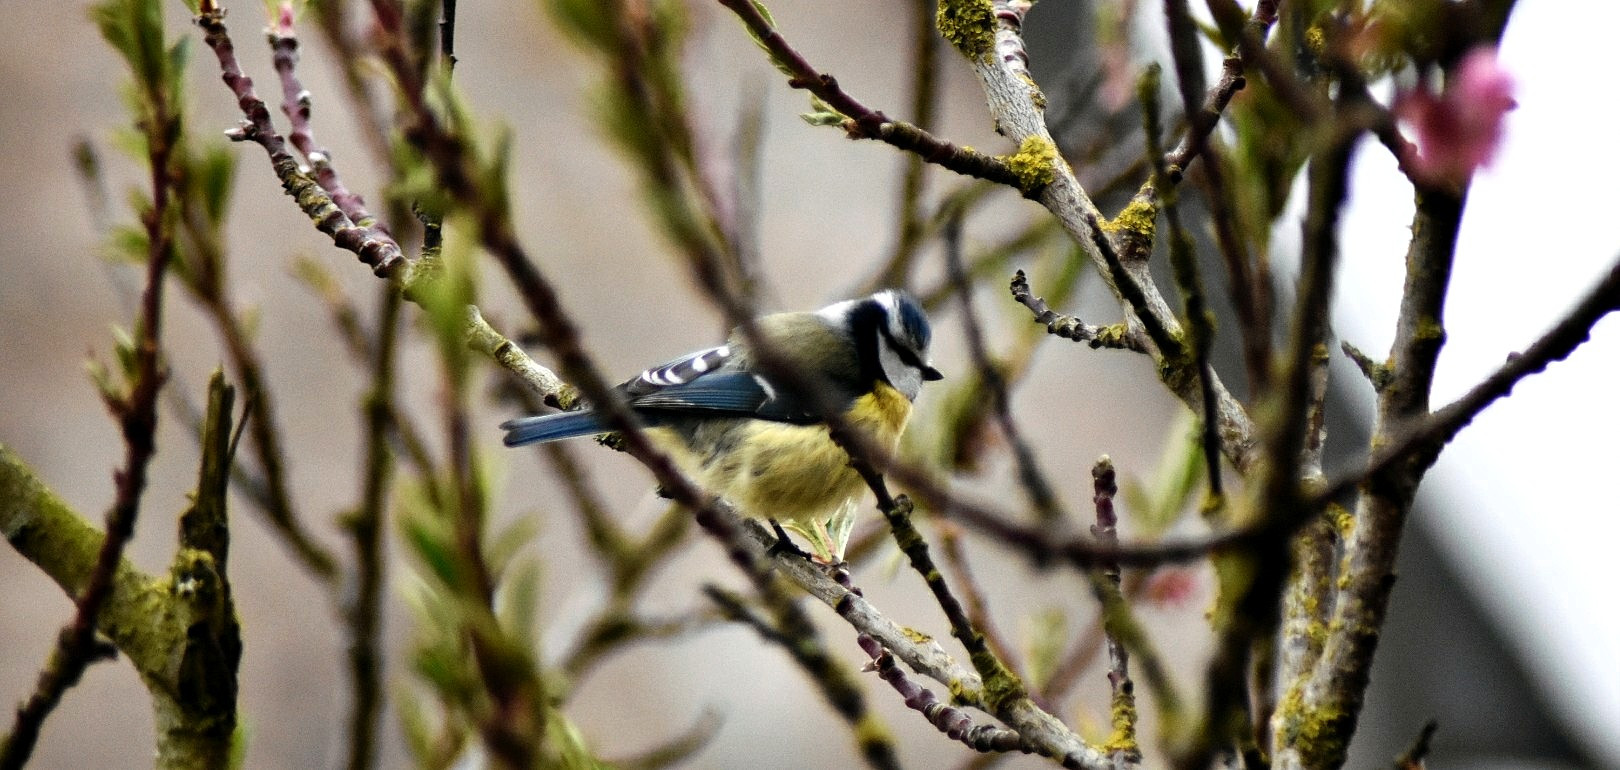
[500,289,943,561]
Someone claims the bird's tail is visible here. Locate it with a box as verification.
[500,411,606,446]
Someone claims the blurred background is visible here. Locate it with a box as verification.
[1,0,1615,768]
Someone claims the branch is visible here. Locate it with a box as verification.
[1089,459,1142,769]
[269,5,379,230]
[1312,252,1620,510]
[871,0,946,288]
[1161,0,1278,180]
[193,4,570,409]
[945,216,1063,521]
[340,286,400,770]
[718,0,1025,190]
[704,587,900,770]
[2,47,177,760]
[946,0,1260,473]
[856,635,1029,757]
[196,3,404,277]
[1010,270,1143,351]
[2,374,243,768]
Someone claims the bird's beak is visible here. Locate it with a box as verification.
[921,363,944,381]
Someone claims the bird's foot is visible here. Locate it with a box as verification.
[766,519,816,562]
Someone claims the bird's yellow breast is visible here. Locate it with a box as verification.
[655,383,914,526]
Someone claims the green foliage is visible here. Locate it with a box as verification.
[545,0,616,49]
[1224,86,1310,259]
[1121,412,1206,536]
[91,0,183,113]
[800,93,849,127]
[737,0,795,79]
[185,143,238,227]
[414,215,480,387]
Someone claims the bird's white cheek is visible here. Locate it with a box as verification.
[879,343,922,401]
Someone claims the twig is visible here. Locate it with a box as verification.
[196,2,404,276]
[559,609,716,688]
[291,258,442,494]
[1137,63,1223,502]
[1393,720,1439,770]
[871,0,945,288]
[704,587,901,770]
[937,522,1020,674]
[919,216,1063,311]
[195,4,572,409]
[1161,0,1279,179]
[1312,250,1620,510]
[857,634,1030,757]
[269,4,380,229]
[718,0,1024,189]
[1085,211,1185,363]
[211,289,339,583]
[1,45,177,764]
[945,214,1063,521]
[1089,459,1141,769]
[1010,270,1142,351]
[341,285,399,770]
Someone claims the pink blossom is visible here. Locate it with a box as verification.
[1394,46,1517,186]
[1143,568,1199,608]
[272,2,296,38]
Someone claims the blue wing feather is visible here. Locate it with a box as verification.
[503,343,831,446]
[500,412,606,446]
[629,371,814,422]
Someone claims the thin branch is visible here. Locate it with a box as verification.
[919,215,1063,310]
[704,587,901,770]
[1313,252,1620,510]
[1085,210,1184,362]
[1185,107,1361,770]
[945,214,1064,521]
[196,2,404,276]
[1010,270,1143,351]
[1,51,178,764]
[1137,62,1223,502]
[194,4,571,408]
[856,634,1030,757]
[718,0,1024,189]
[950,0,1264,481]
[269,5,381,229]
[937,522,1020,675]
[341,285,400,770]
[1162,1,1279,180]
[871,0,945,289]
[1089,459,1142,769]
[1393,720,1439,770]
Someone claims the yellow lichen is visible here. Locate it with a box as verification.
[1276,687,1350,768]
[1102,691,1139,755]
[900,626,934,644]
[936,0,996,61]
[1414,316,1446,342]
[971,648,1028,712]
[1094,323,1130,349]
[1305,26,1326,57]
[1018,71,1048,110]
[1003,135,1058,195]
[1102,196,1159,239]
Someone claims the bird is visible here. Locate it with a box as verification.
[500,290,943,561]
